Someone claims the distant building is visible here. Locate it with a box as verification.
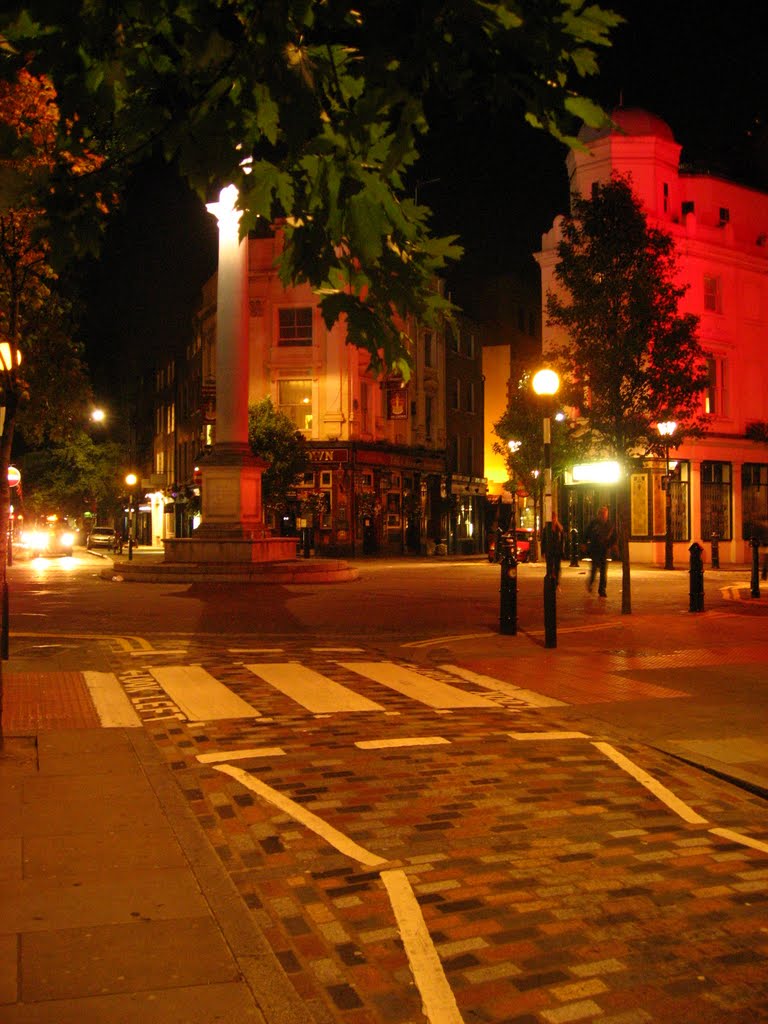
[149,229,488,556]
[537,107,768,565]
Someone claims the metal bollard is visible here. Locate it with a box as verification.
[499,541,518,635]
[710,531,720,569]
[751,536,761,598]
[689,542,704,612]
[543,570,557,648]
[569,527,580,567]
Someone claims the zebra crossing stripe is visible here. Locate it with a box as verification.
[83,671,142,727]
[337,661,498,710]
[245,662,384,713]
[148,665,261,721]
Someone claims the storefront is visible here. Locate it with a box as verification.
[275,443,447,557]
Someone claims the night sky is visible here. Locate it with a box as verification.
[79,0,767,403]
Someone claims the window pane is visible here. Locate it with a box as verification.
[278,380,313,431]
[278,308,313,346]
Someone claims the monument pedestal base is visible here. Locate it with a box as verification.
[163,534,298,564]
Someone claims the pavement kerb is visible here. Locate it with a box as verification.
[126,727,319,1024]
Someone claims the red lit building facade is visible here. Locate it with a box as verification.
[537,109,768,565]
[149,230,487,556]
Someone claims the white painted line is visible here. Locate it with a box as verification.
[710,827,768,854]
[440,664,567,707]
[311,646,365,652]
[338,661,498,709]
[402,633,492,649]
[197,747,286,764]
[214,764,386,867]
[380,868,465,1024]
[245,662,384,713]
[82,671,142,728]
[228,648,284,654]
[129,649,188,657]
[148,665,261,721]
[355,737,450,750]
[593,742,709,825]
[509,731,589,741]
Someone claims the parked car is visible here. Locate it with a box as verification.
[488,527,534,563]
[511,528,534,562]
[19,524,75,558]
[86,526,115,551]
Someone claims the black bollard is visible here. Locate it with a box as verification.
[689,542,704,612]
[499,541,518,636]
[569,527,580,567]
[710,531,720,569]
[302,526,311,559]
[750,536,760,598]
[543,571,557,648]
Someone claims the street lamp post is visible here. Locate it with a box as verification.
[125,472,137,561]
[657,421,677,570]
[532,368,560,649]
[0,340,22,660]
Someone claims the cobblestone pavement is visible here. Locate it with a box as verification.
[8,635,768,1023]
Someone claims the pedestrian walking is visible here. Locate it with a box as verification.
[542,510,566,586]
[585,505,617,598]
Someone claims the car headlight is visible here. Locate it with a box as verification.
[59,532,75,547]
[24,531,48,548]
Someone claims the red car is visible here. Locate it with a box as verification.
[488,527,534,562]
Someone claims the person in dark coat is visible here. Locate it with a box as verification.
[542,510,566,586]
[585,505,617,597]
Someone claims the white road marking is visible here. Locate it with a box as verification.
[593,741,709,825]
[509,731,589,741]
[129,649,188,656]
[338,661,498,709]
[440,664,567,707]
[82,671,142,727]
[214,764,386,867]
[380,868,466,1024]
[710,827,768,854]
[311,646,365,652]
[148,665,261,721]
[229,648,284,654]
[245,662,384,713]
[197,747,285,764]
[355,737,450,750]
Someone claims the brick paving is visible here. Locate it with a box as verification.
[3,671,100,731]
[5,631,768,1023]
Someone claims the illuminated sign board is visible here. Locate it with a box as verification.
[570,461,621,484]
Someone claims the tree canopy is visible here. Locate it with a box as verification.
[545,173,707,612]
[547,175,707,459]
[248,397,309,512]
[0,1,622,376]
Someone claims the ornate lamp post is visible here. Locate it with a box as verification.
[657,421,677,570]
[125,472,137,561]
[532,368,560,649]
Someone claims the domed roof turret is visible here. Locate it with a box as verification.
[579,107,676,144]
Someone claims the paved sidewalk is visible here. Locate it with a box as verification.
[0,718,313,1024]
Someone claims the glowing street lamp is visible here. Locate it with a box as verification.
[125,472,137,561]
[657,421,677,570]
[532,368,560,649]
